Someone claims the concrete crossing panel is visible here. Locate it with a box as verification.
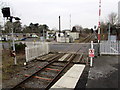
[58,54,70,61]
[50,64,85,89]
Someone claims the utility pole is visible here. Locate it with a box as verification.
[64,31,66,43]
[108,23,111,41]
[70,14,71,30]
[43,29,45,42]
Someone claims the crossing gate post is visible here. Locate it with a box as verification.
[25,47,29,62]
[89,41,94,67]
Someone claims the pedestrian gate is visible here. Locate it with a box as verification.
[100,41,120,55]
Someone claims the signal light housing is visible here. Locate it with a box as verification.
[2,7,10,18]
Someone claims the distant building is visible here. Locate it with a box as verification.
[55,30,80,43]
[118,1,120,24]
[46,30,56,40]
[46,29,80,43]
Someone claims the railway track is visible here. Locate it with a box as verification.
[11,53,79,89]
[79,34,95,43]
[10,34,93,89]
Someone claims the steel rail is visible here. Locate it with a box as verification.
[11,53,63,90]
[11,37,90,89]
[45,54,77,89]
[80,34,94,43]
[84,35,94,43]
[79,35,91,43]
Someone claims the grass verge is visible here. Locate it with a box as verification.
[2,49,25,80]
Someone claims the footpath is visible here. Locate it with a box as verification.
[75,55,119,89]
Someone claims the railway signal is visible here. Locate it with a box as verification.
[1,7,10,18]
[1,7,21,65]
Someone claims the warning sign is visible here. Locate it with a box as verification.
[89,49,94,57]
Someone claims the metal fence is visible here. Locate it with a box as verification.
[25,42,49,62]
[25,42,100,62]
[100,41,120,55]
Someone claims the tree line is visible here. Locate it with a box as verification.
[72,12,120,36]
[1,12,120,37]
[2,21,50,36]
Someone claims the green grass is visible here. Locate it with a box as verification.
[2,50,26,80]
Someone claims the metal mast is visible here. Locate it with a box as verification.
[98,0,101,43]
[70,14,71,30]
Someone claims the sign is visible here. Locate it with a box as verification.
[89,49,94,57]
[11,51,16,57]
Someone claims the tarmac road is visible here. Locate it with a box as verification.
[86,56,119,88]
[75,55,119,89]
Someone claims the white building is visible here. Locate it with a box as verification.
[56,30,80,43]
[56,32,70,43]
[118,1,120,24]
[68,32,79,41]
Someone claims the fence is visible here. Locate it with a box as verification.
[21,41,48,47]
[49,43,97,55]
[25,42,49,62]
[100,41,120,55]
[25,42,100,62]
[49,43,99,56]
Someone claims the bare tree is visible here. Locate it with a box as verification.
[100,21,108,33]
[52,27,58,31]
[108,12,118,25]
[74,25,83,33]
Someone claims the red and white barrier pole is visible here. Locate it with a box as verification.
[98,0,101,43]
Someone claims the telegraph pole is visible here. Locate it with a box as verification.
[70,14,71,30]
[108,23,111,41]
[43,29,45,42]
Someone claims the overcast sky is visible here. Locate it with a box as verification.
[0,0,119,30]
